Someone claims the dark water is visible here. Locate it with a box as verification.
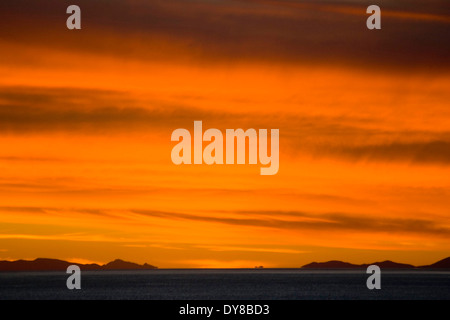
[0,269,449,300]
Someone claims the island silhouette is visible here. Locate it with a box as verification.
[0,257,449,271]
[0,258,157,272]
[300,257,450,270]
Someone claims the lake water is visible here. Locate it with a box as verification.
[0,269,449,300]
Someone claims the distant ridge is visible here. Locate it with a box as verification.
[103,259,158,270]
[1,257,449,271]
[365,261,414,269]
[301,257,450,270]
[419,257,450,269]
[0,258,157,272]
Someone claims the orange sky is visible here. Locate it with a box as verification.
[0,0,449,268]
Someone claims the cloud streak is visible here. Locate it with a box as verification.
[327,140,450,164]
[2,205,449,238]
[131,209,450,237]
[2,86,450,166]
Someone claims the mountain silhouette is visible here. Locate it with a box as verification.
[362,260,414,269]
[301,258,449,269]
[0,258,157,272]
[103,259,157,270]
[1,257,449,271]
[419,257,450,269]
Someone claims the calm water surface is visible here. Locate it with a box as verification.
[0,269,449,300]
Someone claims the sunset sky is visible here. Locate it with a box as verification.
[0,0,449,268]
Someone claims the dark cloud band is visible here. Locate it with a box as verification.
[0,0,449,71]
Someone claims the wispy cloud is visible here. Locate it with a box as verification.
[3,206,449,239]
[0,233,116,242]
[326,140,450,164]
[2,86,449,167]
[131,209,450,237]
[197,245,307,254]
